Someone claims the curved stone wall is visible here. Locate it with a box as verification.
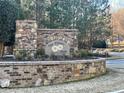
[0,58,106,88]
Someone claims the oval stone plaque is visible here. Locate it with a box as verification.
[45,40,70,56]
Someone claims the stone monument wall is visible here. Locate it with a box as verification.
[0,58,106,88]
[37,29,78,56]
[14,20,78,57]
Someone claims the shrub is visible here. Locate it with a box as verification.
[111,49,124,52]
[16,50,27,61]
[71,49,90,58]
[71,50,80,58]
[36,49,45,58]
[120,49,124,52]
[80,49,89,57]
[92,40,107,48]
[71,49,108,58]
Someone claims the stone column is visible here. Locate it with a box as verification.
[14,20,37,60]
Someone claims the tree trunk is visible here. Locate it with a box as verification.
[0,42,4,57]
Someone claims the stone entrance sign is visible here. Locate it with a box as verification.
[14,20,78,58]
[45,40,70,56]
[37,29,78,56]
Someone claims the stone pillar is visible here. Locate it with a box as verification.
[14,20,37,60]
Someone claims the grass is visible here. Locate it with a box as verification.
[106,56,124,60]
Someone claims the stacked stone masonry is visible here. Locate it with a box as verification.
[14,20,37,58]
[37,29,78,50]
[37,29,78,56]
[0,59,106,88]
[14,20,78,57]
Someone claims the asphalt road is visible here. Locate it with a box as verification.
[107,59,124,65]
[106,59,124,93]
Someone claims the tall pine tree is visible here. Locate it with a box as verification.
[0,0,18,46]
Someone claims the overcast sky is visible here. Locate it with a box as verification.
[110,0,124,12]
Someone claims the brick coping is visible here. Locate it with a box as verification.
[0,58,105,65]
[37,29,78,32]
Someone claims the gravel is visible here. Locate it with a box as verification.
[0,63,124,93]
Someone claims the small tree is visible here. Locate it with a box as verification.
[77,0,111,49]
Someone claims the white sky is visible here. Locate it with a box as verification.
[109,0,124,12]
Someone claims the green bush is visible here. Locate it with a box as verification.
[120,49,124,52]
[71,50,80,58]
[92,40,107,48]
[71,49,90,58]
[80,49,89,57]
[36,49,45,58]
[71,49,106,58]
[111,49,119,52]
[16,50,27,61]
[111,49,124,52]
